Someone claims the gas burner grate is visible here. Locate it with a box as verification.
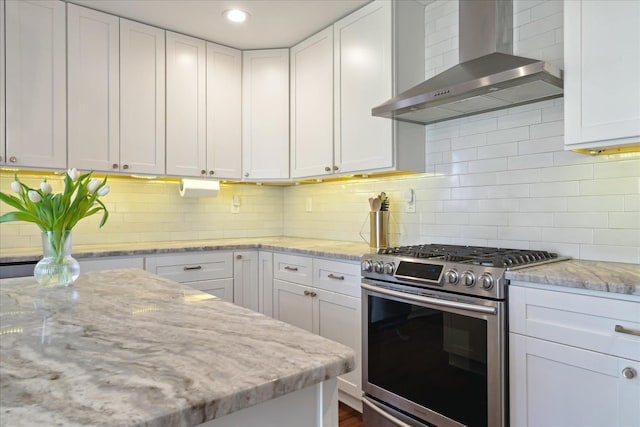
[378,244,558,268]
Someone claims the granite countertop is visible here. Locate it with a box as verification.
[506,259,640,297]
[1,237,373,264]
[0,269,355,427]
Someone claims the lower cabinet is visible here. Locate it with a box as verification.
[78,256,144,273]
[233,251,259,312]
[509,284,640,426]
[145,252,234,302]
[272,253,362,411]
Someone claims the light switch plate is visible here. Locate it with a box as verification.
[305,197,313,212]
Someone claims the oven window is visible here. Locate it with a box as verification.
[368,295,488,427]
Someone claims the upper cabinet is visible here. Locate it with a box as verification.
[119,19,166,175]
[242,49,290,181]
[4,0,66,170]
[206,42,242,180]
[333,0,425,175]
[68,7,165,175]
[564,0,640,151]
[67,5,120,172]
[290,27,334,179]
[165,32,207,177]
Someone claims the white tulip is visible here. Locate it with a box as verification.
[27,190,41,203]
[39,180,52,195]
[97,185,110,197]
[10,181,21,194]
[87,179,100,194]
[67,168,80,182]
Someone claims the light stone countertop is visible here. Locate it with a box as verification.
[2,237,638,296]
[0,269,356,427]
[506,259,640,296]
[0,237,373,264]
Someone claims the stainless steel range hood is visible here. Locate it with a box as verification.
[372,0,563,125]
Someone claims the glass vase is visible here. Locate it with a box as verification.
[34,230,80,286]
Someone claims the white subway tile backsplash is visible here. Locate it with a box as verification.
[594,229,640,247]
[468,212,509,226]
[594,159,640,179]
[538,164,593,182]
[530,121,564,139]
[477,142,519,159]
[519,197,567,212]
[508,212,554,227]
[625,195,640,211]
[514,29,557,56]
[508,153,554,170]
[530,1,563,22]
[498,109,542,130]
[496,169,541,185]
[530,181,580,197]
[486,127,530,145]
[451,148,478,162]
[478,199,521,213]
[451,133,487,150]
[541,227,593,244]
[459,118,498,136]
[468,158,509,174]
[609,212,640,229]
[541,103,564,122]
[497,226,542,241]
[459,172,497,187]
[579,245,639,264]
[567,196,625,212]
[579,178,640,196]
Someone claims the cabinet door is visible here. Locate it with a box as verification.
[259,251,274,317]
[5,0,66,169]
[314,288,362,405]
[233,251,259,311]
[0,0,5,165]
[564,0,640,149]
[120,19,166,175]
[166,31,206,177]
[242,49,290,180]
[273,279,313,332]
[206,42,242,180]
[334,0,393,173]
[510,333,640,427]
[290,27,334,178]
[67,4,119,173]
[187,278,234,302]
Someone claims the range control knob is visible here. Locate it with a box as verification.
[383,262,395,275]
[461,271,476,287]
[374,261,384,274]
[479,273,494,290]
[361,259,373,272]
[444,269,459,284]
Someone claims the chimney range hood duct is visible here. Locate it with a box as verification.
[372,0,563,125]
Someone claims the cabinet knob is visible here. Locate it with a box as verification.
[310,291,317,297]
[325,166,331,172]
[122,164,129,170]
[201,169,206,175]
[112,163,119,169]
[622,367,637,379]
[9,156,17,163]
[244,172,249,178]
[236,254,242,260]
[209,170,215,175]
[332,165,339,171]
[303,290,311,296]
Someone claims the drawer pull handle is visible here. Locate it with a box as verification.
[183,265,203,271]
[615,324,640,337]
[328,274,344,280]
[284,266,298,272]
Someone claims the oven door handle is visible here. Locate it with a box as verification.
[361,282,497,315]
[362,396,414,427]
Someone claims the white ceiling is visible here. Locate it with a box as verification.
[68,0,372,50]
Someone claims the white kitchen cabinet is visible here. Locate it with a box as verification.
[333,0,425,175]
[509,284,640,426]
[290,27,334,179]
[272,253,362,411]
[242,49,290,180]
[5,0,66,170]
[166,31,207,177]
[67,4,120,173]
[118,19,166,175]
[564,0,640,151]
[259,251,274,317]
[146,252,234,302]
[206,42,242,180]
[233,251,259,312]
[78,256,144,273]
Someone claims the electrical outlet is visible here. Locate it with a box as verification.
[404,189,416,213]
[231,195,240,214]
[305,197,313,212]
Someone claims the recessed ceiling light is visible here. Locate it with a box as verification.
[223,9,249,23]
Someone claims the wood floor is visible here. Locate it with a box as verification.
[339,402,365,427]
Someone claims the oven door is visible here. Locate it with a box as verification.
[362,280,506,427]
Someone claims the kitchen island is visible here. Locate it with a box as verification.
[0,269,355,426]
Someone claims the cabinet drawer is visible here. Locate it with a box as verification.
[78,256,144,273]
[146,252,233,283]
[510,285,640,361]
[273,253,313,285]
[313,259,361,297]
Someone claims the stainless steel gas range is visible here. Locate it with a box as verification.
[361,244,568,427]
